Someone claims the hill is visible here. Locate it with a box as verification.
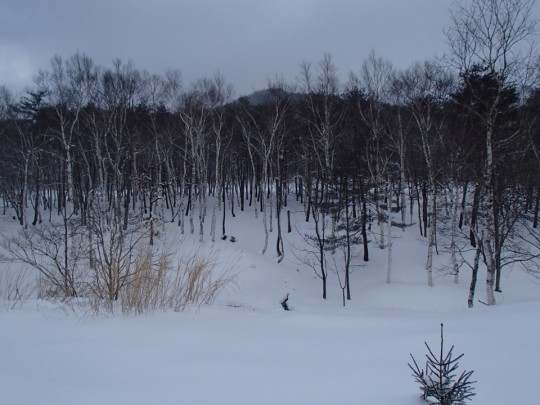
[1,200,539,404]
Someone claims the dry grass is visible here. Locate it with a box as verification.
[164,251,235,312]
[90,247,235,315]
[0,267,35,309]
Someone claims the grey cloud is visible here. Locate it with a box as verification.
[1,0,457,95]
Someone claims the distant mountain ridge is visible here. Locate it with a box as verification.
[238,88,304,106]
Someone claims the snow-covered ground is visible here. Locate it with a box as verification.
[1,202,539,404]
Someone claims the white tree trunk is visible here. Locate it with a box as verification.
[426,190,436,287]
[483,228,496,305]
[398,110,407,225]
[483,125,497,305]
[189,166,195,235]
[189,199,195,234]
[210,197,218,242]
[386,178,393,284]
[198,177,207,242]
[261,192,268,255]
[210,177,220,242]
[199,200,205,243]
[378,177,385,249]
[450,185,460,284]
[178,201,185,235]
[21,155,29,228]
[65,146,74,205]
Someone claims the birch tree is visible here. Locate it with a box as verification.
[298,54,344,298]
[401,61,455,287]
[237,83,289,256]
[205,73,234,243]
[36,56,78,214]
[355,51,395,249]
[179,83,210,240]
[446,0,538,304]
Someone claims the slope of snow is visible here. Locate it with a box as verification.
[1,202,539,404]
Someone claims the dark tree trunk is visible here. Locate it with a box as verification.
[58,166,64,216]
[351,177,357,219]
[344,178,351,301]
[287,210,291,233]
[470,183,481,248]
[422,181,428,237]
[123,187,130,231]
[32,154,41,226]
[248,174,253,207]
[359,178,369,262]
[322,273,327,299]
[414,179,423,237]
[468,243,481,308]
[459,180,468,230]
[259,184,264,213]
[239,168,245,212]
[533,186,539,229]
[231,183,236,218]
[222,182,226,237]
[276,179,283,261]
[185,186,192,216]
[305,194,311,222]
[298,176,303,204]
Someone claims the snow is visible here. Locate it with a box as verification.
[1,202,539,404]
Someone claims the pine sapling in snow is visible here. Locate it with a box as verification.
[408,323,476,405]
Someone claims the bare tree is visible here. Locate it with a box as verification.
[205,73,234,243]
[9,90,48,228]
[446,0,538,304]
[401,60,455,287]
[299,54,343,178]
[1,217,84,298]
[354,51,395,250]
[88,201,150,303]
[178,76,231,242]
[297,54,345,298]
[36,56,78,214]
[237,82,289,256]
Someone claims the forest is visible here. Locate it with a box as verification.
[0,0,539,310]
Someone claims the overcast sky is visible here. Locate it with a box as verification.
[1,0,457,96]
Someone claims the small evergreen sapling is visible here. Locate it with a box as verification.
[408,323,476,405]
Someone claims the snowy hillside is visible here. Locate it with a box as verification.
[1,202,539,405]
[2,0,540,403]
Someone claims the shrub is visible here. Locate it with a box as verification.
[1,220,85,299]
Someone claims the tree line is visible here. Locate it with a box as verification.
[0,0,539,306]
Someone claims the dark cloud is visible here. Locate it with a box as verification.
[1,0,456,95]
